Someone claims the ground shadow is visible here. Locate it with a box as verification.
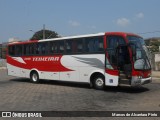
[10,78,30,83]
[104,86,150,93]
[10,78,150,93]
[10,78,91,89]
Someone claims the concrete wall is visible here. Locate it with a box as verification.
[151,52,160,71]
[0,59,6,67]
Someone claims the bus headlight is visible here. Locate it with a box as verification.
[138,76,142,79]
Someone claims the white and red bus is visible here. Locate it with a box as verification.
[7,32,152,89]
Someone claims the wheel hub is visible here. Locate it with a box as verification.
[96,78,104,86]
[32,74,37,81]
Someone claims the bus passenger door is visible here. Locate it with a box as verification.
[105,35,132,86]
[117,45,132,85]
[105,49,119,86]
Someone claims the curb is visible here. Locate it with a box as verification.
[152,71,160,78]
[151,75,160,78]
[0,67,7,70]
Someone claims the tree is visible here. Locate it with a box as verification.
[30,29,60,40]
[145,38,160,52]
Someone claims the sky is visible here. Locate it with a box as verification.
[0,0,160,43]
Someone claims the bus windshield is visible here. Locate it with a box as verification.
[127,36,151,70]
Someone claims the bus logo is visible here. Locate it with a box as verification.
[2,112,11,117]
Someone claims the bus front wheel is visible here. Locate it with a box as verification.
[30,71,39,83]
[93,75,105,90]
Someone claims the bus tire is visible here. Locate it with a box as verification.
[30,71,39,83]
[93,75,105,90]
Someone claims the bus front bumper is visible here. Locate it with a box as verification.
[131,76,152,86]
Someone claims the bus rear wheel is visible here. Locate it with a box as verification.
[93,75,105,90]
[30,72,39,83]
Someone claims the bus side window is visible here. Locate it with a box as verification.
[24,44,29,55]
[72,40,77,53]
[54,42,58,53]
[35,43,41,55]
[8,45,15,56]
[15,45,23,56]
[93,37,104,52]
[58,41,65,54]
[23,44,34,55]
[118,37,126,45]
[98,37,104,52]
[66,40,72,54]
[49,41,54,54]
[65,39,84,54]
[107,36,126,49]
[84,37,104,53]
[107,49,117,67]
[106,35,126,69]
[76,39,83,53]
[24,44,27,55]
[85,38,93,52]
[106,36,119,68]
[41,44,45,54]
[29,44,34,55]
[41,42,48,55]
[49,41,58,54]
[107,36,118,49]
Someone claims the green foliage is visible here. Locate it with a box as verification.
[30,29,59,40]
[145,38,160,52]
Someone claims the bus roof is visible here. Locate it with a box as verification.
[39,32,105,42]
[8,32,105,45]
[105,32,142,38]
[8,32,141,45]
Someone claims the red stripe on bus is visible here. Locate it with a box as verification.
[7,55,73,72]
[105,69,118,76]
